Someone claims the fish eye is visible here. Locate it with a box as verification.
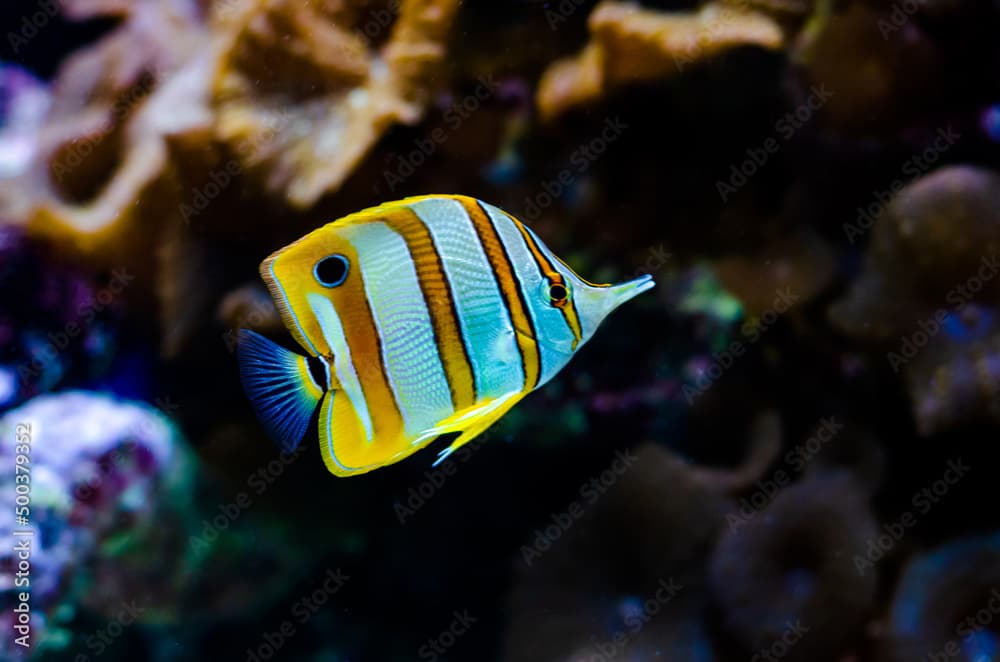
[548,282,568,305]
[314,254,349,287]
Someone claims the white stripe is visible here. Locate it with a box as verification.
[323,392,353,472]
[409,198,525,400]
[482,203,572,387]
[341,221,453,436]
[307,292,374,442]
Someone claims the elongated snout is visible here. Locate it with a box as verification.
[603,274,655,314]
[571,273,655,341]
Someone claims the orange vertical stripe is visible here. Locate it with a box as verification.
[325,240,406,443]
[380,206,477,410]
[458,197,541,391]
[508,216,584,350]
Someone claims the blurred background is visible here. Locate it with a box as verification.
[1,0,1000,660]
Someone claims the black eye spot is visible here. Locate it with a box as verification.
[314,255,349,287]
[549,283,568,303]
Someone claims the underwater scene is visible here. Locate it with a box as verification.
[2,0,1000,660]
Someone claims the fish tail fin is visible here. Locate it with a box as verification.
[238,329,324,453]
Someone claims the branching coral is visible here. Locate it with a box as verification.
[3,0,211,253]
[211,0,460,208]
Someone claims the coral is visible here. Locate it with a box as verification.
[0,392,196,655]
[216,283,284,341]
[708,472,878,661]
[1,0,212,253]
[829,165,1000,435]
[793,1,943,133]
[714,229,836,316]
[0,64,50,181]
[536,1,785,121]
[831,165,1000,343]
[211,0,460,207]
[2,0,999,657]
[902,304,1000,436]
[887,532,1000,662]
[505,442,754,661]
[0,0,460,357]
[60,0,140,20]
[799,421,886,496]
[0,226,123,410]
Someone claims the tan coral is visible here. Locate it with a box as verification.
[0,0,212,256]
[715,229,836,316]
[829,165,1000,343]
[537,1,785,121]
[903,311,1000,436]
[792,1,942,133]
[211,0,460,208]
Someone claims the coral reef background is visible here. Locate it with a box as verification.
[2,0,1000,660]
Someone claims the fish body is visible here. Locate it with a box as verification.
[238,195,654,476]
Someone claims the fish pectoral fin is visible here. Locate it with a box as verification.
[238,329,324,453]
[413,391,524,467]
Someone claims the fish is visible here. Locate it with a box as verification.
[237,194,654,476]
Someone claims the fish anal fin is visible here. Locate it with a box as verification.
[421,392,524,467]
[319,391,525,477]
[318,389,417,477]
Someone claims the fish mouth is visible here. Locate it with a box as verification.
[607,273,655,309]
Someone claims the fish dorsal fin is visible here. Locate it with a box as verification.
[238,329,324,453]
